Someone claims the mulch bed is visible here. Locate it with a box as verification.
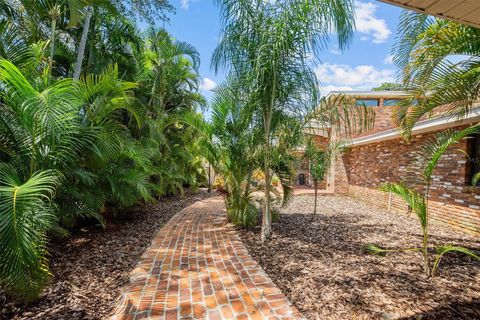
[1,190,218,320]
[239,195,480,320]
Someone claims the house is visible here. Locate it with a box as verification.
[305,90,480,236]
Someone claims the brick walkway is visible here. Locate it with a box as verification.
[111,197,305,320]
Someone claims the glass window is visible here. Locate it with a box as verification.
[383,99,404,106]
[467,134,480,186]
[356,99,379,107]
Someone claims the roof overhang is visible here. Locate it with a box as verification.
[349,107,480,147]
[325,90,410,99]
[378,0,480,28]
[303,119,331,137]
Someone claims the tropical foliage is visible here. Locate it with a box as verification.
[365,125,480,276]
[372,82,404,91]
[0,0,207,300]
[392,11,480,135]
[212,0,360,242]
[304,139,327,216]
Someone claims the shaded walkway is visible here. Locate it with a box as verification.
[293,186,332,196]
[111,197,304,320]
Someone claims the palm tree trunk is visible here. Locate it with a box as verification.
[261,85,275,243]
[48,18,57,78]
[423,183,432,276]
[261,138,272,242]
[73,7,93,80]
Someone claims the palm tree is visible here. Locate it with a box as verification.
[142,28,201,112]
[0,0,91,78]
[212,0,356,242]
[366,125,480,276]
[209,82,260,228]
[392,11,480,135]
[0,58,87,298]
[73,5,93,79]
[305,139,326,216]
[0,0,206,301]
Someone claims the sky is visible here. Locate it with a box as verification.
[163,0,404,103]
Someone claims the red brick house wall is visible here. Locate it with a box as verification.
[343,129,480,235]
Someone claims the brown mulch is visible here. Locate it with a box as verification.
[1,189,219,320]
[239,195,480,320]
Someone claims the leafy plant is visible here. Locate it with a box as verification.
[366,125,480,276]
[0,1,206,300]
[0,166,59,301]
[392,11,480,136]
[305,139,327,216]
[212,0,358,242]
[208,82,260,229]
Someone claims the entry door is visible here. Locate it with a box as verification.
[298,173,306,185]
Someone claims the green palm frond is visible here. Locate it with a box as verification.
[308,94,375,138]
[0,165,59,300]
[363,244,388,256]
[393,11,480,133]
[420,125,480,182]
[433,245,480,276]
[380,182,427,230]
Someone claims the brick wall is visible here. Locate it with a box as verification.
[355,104,396,138]
[349,186,480,236]
[344,128,480,235]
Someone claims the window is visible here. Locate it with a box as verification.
[356,99,379,107]
[467,134,480,186]
[383,99,404,106]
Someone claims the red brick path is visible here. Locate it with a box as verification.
[111,197,305,320]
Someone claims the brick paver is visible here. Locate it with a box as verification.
[111,197,305,320]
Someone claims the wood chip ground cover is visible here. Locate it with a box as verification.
[239,195,480,320]
[1,190,218,320]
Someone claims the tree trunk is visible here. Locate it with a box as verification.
[261,132,272,242]
[313,181,318,215]
[73,7,93,80]
[261,106,273,243]
[48,18,57,79]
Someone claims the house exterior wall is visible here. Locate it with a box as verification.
[354,98,397,137]
[342,128,480,235]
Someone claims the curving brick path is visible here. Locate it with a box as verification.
[111,196,305,320]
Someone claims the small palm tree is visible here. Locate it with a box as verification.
[209,82,260,229]
[305,139,327,216]
[366,125,480,277]
[0,167,59,301]
[0,58,86,298]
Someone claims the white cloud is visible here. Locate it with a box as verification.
[315,62,395,94]
[330,47,341,55]
[355,1,391,43]
[181,0,200,9]
[200,78,217,91]
[321,85,354,95]
[383,54,394,64]
[180,0,190,9]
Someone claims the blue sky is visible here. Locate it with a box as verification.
[164,0,404,102]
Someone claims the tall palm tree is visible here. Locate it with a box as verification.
[212,0,356,241]
[392,11,480,135]
[0,0,90,78]
[142,28,201,112]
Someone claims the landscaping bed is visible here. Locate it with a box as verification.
[239,195,480,320]
[1,190,218,320]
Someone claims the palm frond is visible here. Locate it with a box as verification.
[420,125,480,182]
[0,165,59,300]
